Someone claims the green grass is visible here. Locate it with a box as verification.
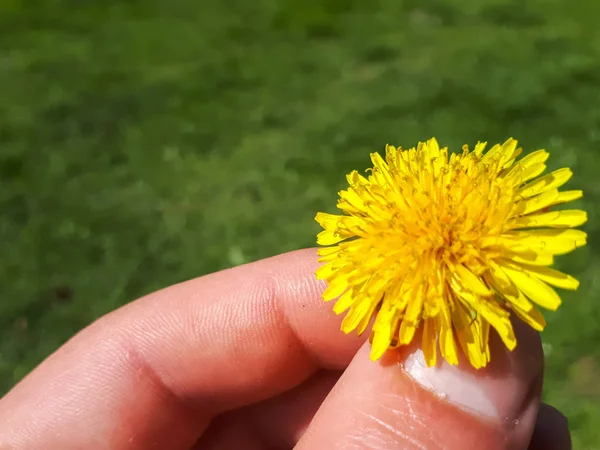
[1,0,599,446]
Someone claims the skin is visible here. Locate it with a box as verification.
[0,249,571,449]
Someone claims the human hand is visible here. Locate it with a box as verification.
[0,249,570,449]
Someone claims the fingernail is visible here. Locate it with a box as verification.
[401,322,542,423]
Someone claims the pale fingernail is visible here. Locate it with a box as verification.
[401,323,542,423]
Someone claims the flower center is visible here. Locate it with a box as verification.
[385,156,514,275]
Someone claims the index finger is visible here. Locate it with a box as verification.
[0,249,364,449]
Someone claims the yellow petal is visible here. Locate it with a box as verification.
[500,264,562,310]
[454,264,492,296]
[370,152,396,189]
[517,168,573,199]
[504,149,549,179]
[370,305,401,360]
[451,303,488,369]
[322,277,349,301]
[398,320,417,345]
[511,189,558,217]
[432,147,449,176]
[510,162,547,186]
[370,327,391,360]
[385,144,398,165]
[316,230,340,246]
[316,212,351,245]
[317,246,339,256]
[333,289,356,314]
[356,302,380,336]
[315,212,340,229]
[551,190,583,206]
[405,285,424,323]
[502,229,587,255]
[474,141,488,157]
[398,285,423,344]
[515,264,579,290]
[438,314,458,365]
[482,138,519,170]
[502,147,523,170]
[454,288,516,351]
[317,212,367,245]
[477,300,516,350]
[506,210,587,229]
[317,246,341,263]
[346,169,369,187]
[422,318,437,367]
[341,297,377,333]
[458,329,485,368]
[512,304,546,331]
[500,246,554,266]
[498,138,519,164]
[426,137,440,156]
[484,263,533,311]
[480,319,491,361]
[481,142,507,164]
[315,262,335,280]
[337,189,366,216]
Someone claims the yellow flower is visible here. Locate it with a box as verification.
[315,138,587,369]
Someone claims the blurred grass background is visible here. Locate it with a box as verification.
[0,0,599,446]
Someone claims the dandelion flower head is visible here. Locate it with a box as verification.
[315,138,587,369]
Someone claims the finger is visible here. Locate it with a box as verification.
[0,249,364,450]
[528,403,571,450]
[297,320,544,450]
[196,370,339,449]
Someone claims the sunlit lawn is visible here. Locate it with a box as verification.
[1,0,599,446]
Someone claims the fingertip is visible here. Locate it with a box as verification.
[403,318,543,426]
[297,318,544,450]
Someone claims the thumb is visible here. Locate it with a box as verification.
[296,320,543,450]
